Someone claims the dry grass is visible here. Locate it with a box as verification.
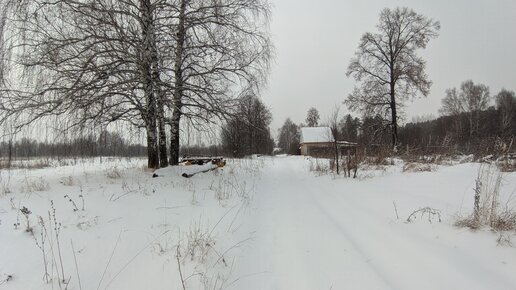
[59,176,76,186]
[105,167,123,179]
[179,220,216,264]
[491,209,516,231]
[497,159,516,172]
[496,233,514,247]
[362,156,393,166]
[0,185,11,196]
[21,177,50,192]
[455,164,516,232]
[210,175,253,207]
[0,159,50,170]
[402,162,434,173]
[308,158,330,176]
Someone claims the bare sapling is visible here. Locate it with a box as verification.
[34,217,51,283]
[50,201,66,284]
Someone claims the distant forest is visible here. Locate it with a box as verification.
[353,106,515,155]
[0,131,146,160]
[399,108,514,154]
[2,102,514,160]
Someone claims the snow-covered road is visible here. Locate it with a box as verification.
[234,157,516,290]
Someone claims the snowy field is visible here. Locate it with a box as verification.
[1,156,516,290]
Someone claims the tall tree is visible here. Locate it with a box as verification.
[278,118,300,155]
[339,114,360,142]
[440,80,490,139]
[305,107,320,127]
[0,0,273,168]
[327,106,340,174]
[495,89,516,137]
[359,115,390,146]
[0,0,170,168]
[221,95,273,157]
[167,0,272,165]
[440,88,464,116]
[346,7,440,150]
[440,88,465,140]
[460,80,490,138]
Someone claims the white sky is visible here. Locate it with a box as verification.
[261,0,516,133]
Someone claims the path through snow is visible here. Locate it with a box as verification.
[233,156,516,290]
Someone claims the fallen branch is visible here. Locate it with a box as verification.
[406,207,442,223]
[182,166,219,178]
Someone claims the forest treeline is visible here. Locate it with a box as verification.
[2,88,514,160]
[270,84,516,157]
[0,132,146,160]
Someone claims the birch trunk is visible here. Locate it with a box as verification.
[169,0,187,166]
[140,0,159,169]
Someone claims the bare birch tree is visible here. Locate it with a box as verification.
[0,0,169,168]
[461,80,490,138]
[496,89,516,137]
[278,118,299,155]
[440,88,465,140]
[0,0,273,168]
[440,80,490,140]
[221,95,273,157]
[167,0,272,165]
[346,7,440,150]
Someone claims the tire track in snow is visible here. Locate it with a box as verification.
[244,157,516,290]
[307,182,516,290]
[307,193,399,290]
[253,160,396,290]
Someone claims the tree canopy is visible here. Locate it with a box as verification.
[346,7,440,149]
[305,107,320,127]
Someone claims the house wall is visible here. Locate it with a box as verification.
[301,142,335,157]
[301,142,357,158]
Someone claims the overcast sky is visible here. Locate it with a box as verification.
[261,0,516,133]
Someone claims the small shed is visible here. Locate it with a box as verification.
[300,127,357,157]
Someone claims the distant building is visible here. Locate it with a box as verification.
[300,127,357,157]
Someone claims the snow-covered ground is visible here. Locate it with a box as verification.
[1,156,516,290]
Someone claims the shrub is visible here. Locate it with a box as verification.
[105,167,122,179]
[59,176,75,186]
[182,220,215,264]
[308,158,330,175]
[21,177,50,192]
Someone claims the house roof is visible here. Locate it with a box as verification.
[300,127,334,143]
